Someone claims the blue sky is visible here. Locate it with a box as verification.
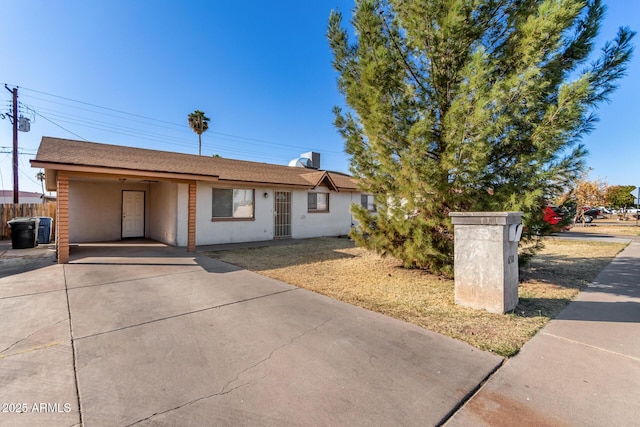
[1,0,638,195]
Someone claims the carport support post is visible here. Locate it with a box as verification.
[57,174,70,263]
[187,182,196,252]
[449,212,523,314]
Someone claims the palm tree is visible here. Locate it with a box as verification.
[187,110,211,155]
[36,171,45,195]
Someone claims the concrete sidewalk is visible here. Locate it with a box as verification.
[447,237,640,426]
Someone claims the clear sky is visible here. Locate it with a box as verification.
[1,0,638,195]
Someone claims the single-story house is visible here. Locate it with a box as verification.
[0,190,53,204]
[31,137,364,263]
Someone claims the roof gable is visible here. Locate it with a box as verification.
[300,171,340,191]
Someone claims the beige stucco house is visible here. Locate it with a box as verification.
[31,137,361,263]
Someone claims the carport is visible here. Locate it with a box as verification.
[30,137,216,263]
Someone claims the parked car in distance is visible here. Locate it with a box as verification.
[576,214,593,224]
[544,205,570,230]
[578,207,601,223]
[598,207,613,215]
[584,207,601,218]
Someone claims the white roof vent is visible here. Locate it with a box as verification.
[288,157,312,168]
[288,151,320,169]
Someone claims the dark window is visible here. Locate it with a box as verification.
[361,194,376,211]
[308,193,329,212]
[212,188,254,218]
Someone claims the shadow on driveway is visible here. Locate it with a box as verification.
[67,240,243,273]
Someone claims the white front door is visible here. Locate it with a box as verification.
[122,191,145,238]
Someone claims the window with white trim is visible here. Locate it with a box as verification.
[308,193,329,212]
[212,188,254,219]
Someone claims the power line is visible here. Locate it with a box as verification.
[20,86,182,127]
[28,106,296,152]
[29,107,191,142]
[19,156,42,186]
[0,150,36,155]
[17,86,345,154]
[30,101,340,152]
[17,105,321,162]
[20,94,186,132]
[24,114,288,161]
[33,110,88,141]
[5,85,350,171]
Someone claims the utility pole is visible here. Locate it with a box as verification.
[4,85,19,203]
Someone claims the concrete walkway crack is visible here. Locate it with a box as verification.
[0,318,67,354]
[63,265,83,427]
[74,288,298,341]
[541,332,640,362]
[124,316,334,426]
[123,380,258,427]
[63,268,205,292]
[0,288,66,300]
[438,357,507,426]
[220,315,334,394]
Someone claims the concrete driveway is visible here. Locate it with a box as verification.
[1,241,502,426]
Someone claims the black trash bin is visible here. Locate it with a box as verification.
[8,217,39,249]
[36,216,53,244]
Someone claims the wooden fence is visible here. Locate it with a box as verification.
[0,203,57,240]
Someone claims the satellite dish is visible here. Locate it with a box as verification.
[288,157,311,168]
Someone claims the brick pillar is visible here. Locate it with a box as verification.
[57,174,70,263]
[187,182,196,252]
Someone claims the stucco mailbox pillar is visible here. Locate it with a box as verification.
[449,212,523,314]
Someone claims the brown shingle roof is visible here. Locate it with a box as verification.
[33,137,359,191]
[328,172,360,191]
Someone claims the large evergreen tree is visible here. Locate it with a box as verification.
[328,0,634,275]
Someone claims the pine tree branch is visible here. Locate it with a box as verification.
[377,8,428,96]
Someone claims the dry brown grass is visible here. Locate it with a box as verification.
[567,223,640,236]
[205,237,626,357]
